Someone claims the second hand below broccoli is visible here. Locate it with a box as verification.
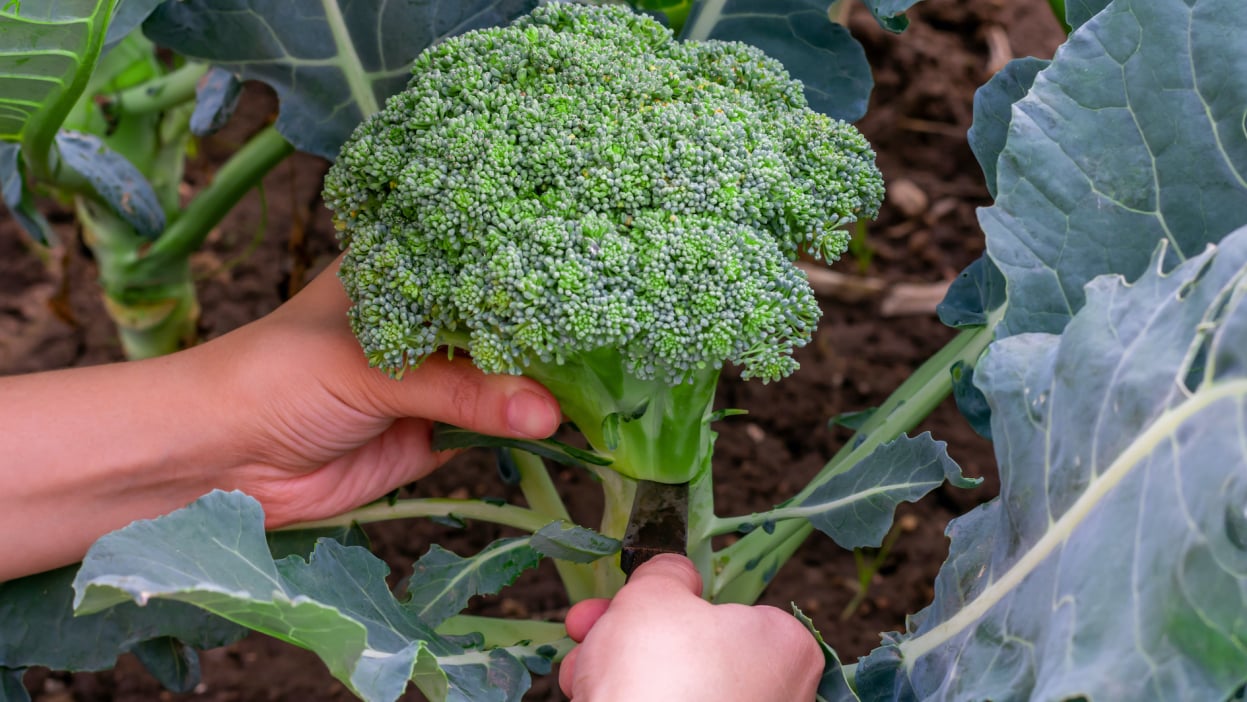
[324,3,885,485]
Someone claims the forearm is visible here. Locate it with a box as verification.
[0,348,235,581]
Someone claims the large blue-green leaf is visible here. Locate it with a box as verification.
[103,0,162,51]
[1065,0,1110,30]
[856,227,1247,700]
[966,57,1048,200]
[141,0,538,160]
[73,491,553,702]
[681,0,872,122]
[0,564,245,699]
[982,0,1247,339]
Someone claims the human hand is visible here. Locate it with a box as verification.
[558,555,823,701]
[198,257,561,527]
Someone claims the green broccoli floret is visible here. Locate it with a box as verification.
[324,3,884,484]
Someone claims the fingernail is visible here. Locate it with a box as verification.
[507,390,558,437]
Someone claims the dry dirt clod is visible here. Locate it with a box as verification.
[887,178,929,219]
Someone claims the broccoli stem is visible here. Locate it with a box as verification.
[510,449,598,602]
[435,614,569,649]
[278,497,553,533]
[521,348,721,484]
[708,323,997,603]
[589,465,633,597]
[76,196,200,359]
[101,62,209,118]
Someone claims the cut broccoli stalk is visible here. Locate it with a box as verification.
[521,347,719,484]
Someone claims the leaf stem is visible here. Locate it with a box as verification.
[590,466,633,597]
[102,62,208,117]
[435,614,568,648]
[277,498,551,533]
[510,449,597,602]
[138,126,292,273]
[710,324,995,603]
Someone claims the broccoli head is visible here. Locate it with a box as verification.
[325,3,884,484]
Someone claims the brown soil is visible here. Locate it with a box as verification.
[3,1,1065,699]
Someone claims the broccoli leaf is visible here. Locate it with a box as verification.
[0,564,245,697]
[530,522,622,564]
[0,0,112,159]
[189,67,243,137]
[1065,0,1111,30]
[141,0,538,160]
[859,224,1247,701]
[405,541,541,630]
[856,0,923,33]
[681,0,872,121]
[55,130,165,239]
[966,57,1048,200]
[73,491,545,702]
[982,0,1247,339]
[799,433,979,550]
[0,0,112,241]
[104,0,162,51]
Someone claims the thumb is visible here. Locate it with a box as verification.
[358,355,561,439]
[283,253,562,440]
[622,554,703,597]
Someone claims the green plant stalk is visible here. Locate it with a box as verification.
[76,197,201,359]
[685,454,716,595]
[841,520,905,620]
[711,523,808,603]
[75,100,194,358]
[103,62,209,118]
[509,449,597,602]
[590,464,633,597]
[435,614,568,649]
[142,126,294,270]
[84,126,292,357]
[709,323,996,603]
[279,497,552,533]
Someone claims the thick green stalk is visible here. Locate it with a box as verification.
[86,126,292,357]
[709,324,996,603]
[77,197,200,358]
[510,449,597,602]
[712,524,808,604]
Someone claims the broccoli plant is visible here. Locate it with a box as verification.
[7,0,1247,701]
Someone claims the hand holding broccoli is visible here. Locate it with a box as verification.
[327,4,884,486]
